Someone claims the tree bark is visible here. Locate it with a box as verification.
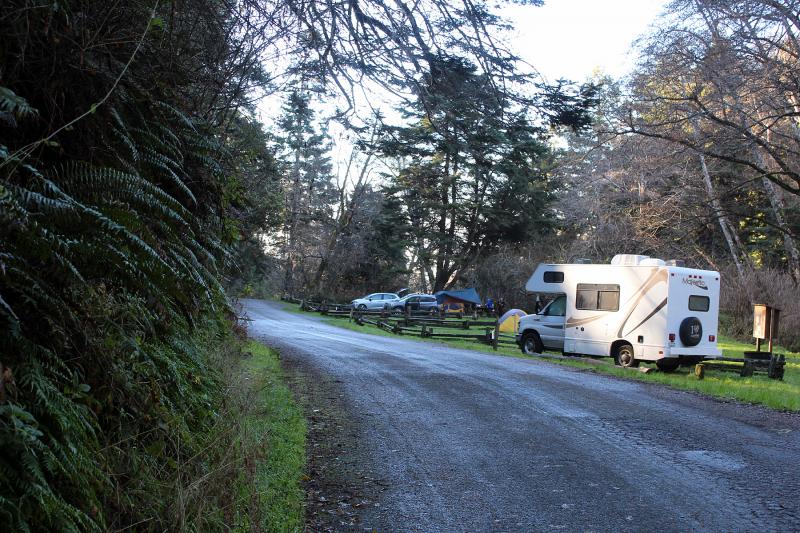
[697,151,750,289]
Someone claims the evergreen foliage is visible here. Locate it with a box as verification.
[0,1,279,529]
[275,91,338,295]
[378,56,554,291]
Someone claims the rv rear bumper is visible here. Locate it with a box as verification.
[664,345,722,359]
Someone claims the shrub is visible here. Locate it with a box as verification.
[720,266,800,351]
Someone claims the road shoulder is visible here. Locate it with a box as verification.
[278,345,384,532]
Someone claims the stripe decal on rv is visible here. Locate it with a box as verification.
[615,269,669,338]
[565,314,605,327]
[621,297,668,337]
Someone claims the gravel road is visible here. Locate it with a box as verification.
[243,299,800,532]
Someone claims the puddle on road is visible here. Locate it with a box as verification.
[679,450,746,472]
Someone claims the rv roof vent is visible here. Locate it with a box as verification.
[572,258,592,264]
[611,254,649,266]
[640,258,666,266]
[665,259,686,267]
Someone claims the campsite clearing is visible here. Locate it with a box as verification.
[284,301,800,411]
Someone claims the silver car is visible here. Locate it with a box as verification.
[351,292,400,310]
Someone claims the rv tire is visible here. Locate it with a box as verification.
[520,331,544,355]
[656,358,681,372]
[615,343,639,368]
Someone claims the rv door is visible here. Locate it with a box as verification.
[537,295,566,350]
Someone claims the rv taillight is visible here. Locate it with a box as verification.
[669,333,676,342]
[709,335,716,342]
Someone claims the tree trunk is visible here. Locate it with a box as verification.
[761,174,800,282]
[283,133,303,295]
[746,131,800,282]
[697,152,750,289]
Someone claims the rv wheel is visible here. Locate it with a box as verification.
[615,344,639,368]
[656,358,681,372]
[521,331,543,355]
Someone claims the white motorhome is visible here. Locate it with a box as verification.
[516,254,722,371]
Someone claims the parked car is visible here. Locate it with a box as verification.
[391,294,439,314]
[351,292,400,310]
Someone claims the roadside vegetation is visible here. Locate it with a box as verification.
[289,303,799,412]
[238,341,307,532]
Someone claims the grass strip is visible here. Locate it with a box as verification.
[286,303,800,412]
[236,340,307,532]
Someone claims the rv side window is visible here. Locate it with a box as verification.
[575,284,620,311]
[543,271,564,283]
[689,295,710,312]
[543,295,566,316]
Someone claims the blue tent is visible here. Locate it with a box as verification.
[434,288,482,306]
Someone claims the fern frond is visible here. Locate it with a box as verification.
[140,151,197,206]
[111,127,139,164]
[57,163,192,226]
[0,86,38,120]
[132,127,183,164]
[154,123,184,162]
[0,292,21,334]
[154,101,197,132]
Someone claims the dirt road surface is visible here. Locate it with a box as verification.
[243,299,800,532]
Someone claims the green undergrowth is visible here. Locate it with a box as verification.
[1,318,307,532]
[237,340,306,532]
[290,304,800,412]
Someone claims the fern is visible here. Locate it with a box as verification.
[140,149,198,205]
[0,87,38,125]
[0,5,256,527]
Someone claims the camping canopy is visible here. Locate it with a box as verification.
[434,288,482,306]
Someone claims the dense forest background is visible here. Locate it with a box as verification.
[1,0,798,530]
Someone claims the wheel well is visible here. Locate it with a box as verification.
[610,339,632,357]
[521,329,540,339]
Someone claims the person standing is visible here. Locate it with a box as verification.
[496,298,506,318]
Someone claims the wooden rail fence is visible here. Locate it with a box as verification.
[282,296,514,350]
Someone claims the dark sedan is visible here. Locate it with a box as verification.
[391,294,439,314]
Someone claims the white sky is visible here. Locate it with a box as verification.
[502,0,667,83]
